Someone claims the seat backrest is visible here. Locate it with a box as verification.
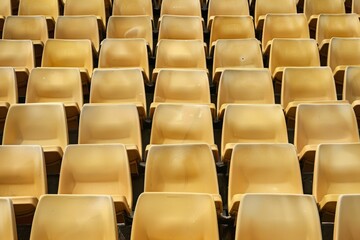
[254,0,297,26]
[327,37,360,72]
[160,0,202,17]
[112,0,153,21]
[18,0,59,20]
[0,0,12,17]
[30,195,118,240]
[343,66,360,103]
[0,67,17,105]
[64,0,106,27]
[304,0,345,21]
[235,194,322,240]
[207,0,249,27]
[0,40,34,71]
[131,192,219,240]
[0,198,17,240]
[353,0,360,14]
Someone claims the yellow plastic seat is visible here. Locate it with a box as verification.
[2,103,68,173]
[327,37,360,86]
[106,15,153,55]
[152,39,207,82]
[0,198,17,240]
[217,68,274,119]
[0,40,34,94]
[294,103,359,170]
[150,69,214,118]
[281,67,338,127]
[0,67,17,132]
[212,39,263,84]
[55,16,100,54]
[235,194,322,239]
[147,103,218,160]
[0,145,46,221]
[207,0,249,30]
[313,143,360,221]
[29,195,118,240]
[228,143,303,216]
[41,39,93,85]
[25,67,83,130]
[343,66,360,124]
[112,0,153,23]
[98,38,150,84]
[316,14,360,61]
[131,192,219,240]
[334,194,360,240]
[145,144,222,212]
[209,15,255,56]
[353,0,360,15]
[78,104,142,173]
[262,14,309,55]
[160,0,202,19]
[0,0,11,33]
[254,0,297,31]
[221,104,288,162]
[58,144,132,222]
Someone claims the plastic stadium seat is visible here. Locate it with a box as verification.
[327,37,360,86]
[25,67,83,130]
[228,143,303,216]
[131,193,219,240]
[281,67,338,128]
[152,39,207,82]
[316,14,360,64]
[254,0,297,31]
[235,194,322,239]
[0,67,17,131]
[106,15,153,55]
[78,104,142,173]
[221,104,288,162]
[98,38,150,84]
[294,103,359,170]
[209,15,255,56]
[207,0,249,30]
[217,68,274,119]
[353,0,360,15]
[262,14,309,55]
[0,0,11,32]
[334,194,360,240]
[160,0,202,19]
[90,68,147,119]
[147,103,218,160]
[112,0,153,23]
[58,144,132,222]
[0,198,17,240]
[212,39,263,84]
[313,143,360,221]
[55,16,100,54]
[0,145,46,221]
[2,103,68,173]
[144,144,222,212]
[150,69,215,118]
[41,39,93,85]
[29,195,118,240]
[343,66,360,124]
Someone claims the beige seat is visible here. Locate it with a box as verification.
[343,66,360,124]
[58,144,132,222]
[334,194,360,240]
[207,0,249,30]
[78,104,142,173]
[55,16,100,54]
[145,144,222,212]
[235,194,322,239]
[212,39,263,84]
[150,69,214,117]
[217,69,274,119]
[98,38,150,84]
[353,0,360,15]
[209,15,255,56]
[30,195,118,240]
[221,104,288,162]
[313,143,360,221]
[90,68,147,119]
[106,15,153,55]
[0,0,11,34]
[160,0,202,19]
[327,37,360,86]
[0,145,46,222]
[228,143,303,216]
[131,192,219,240]
[262,14,309,55]
[0,198,17,240]
[294,103,359,170]
[112,0,153,23]
[147,103,218,160]
[281,67,338,128]
[25,67,83,130]
[2,103,68,173]
[41,39,93,85]
[152,39,207,82]
[0,67,17,132]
